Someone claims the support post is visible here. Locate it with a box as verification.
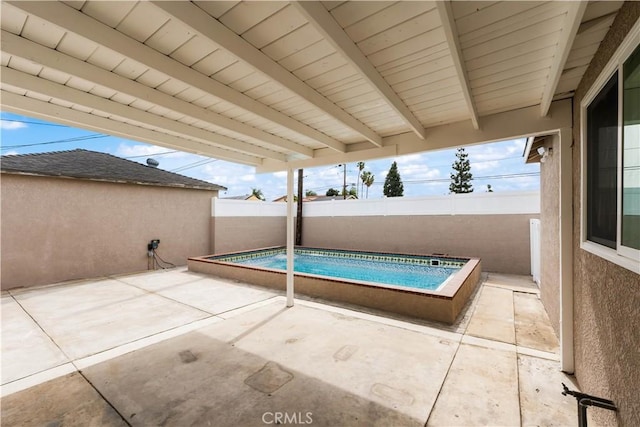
[559,127,574,373]
[286,167,295,307]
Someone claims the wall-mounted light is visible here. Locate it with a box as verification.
[537,146,553,163]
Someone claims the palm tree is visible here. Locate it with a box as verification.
[356,161,365,197]
[251,188,265,201]
[362,171,374,199]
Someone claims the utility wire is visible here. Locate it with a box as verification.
[0,118,68,127]
[125,150,179,159]
[171,158,219,173]
[1,134,110,150]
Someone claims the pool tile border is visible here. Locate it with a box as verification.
[208,247,467,269]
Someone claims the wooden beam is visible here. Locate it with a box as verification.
[540,2,587,117]
[1,31,313,158]
[293,1,426,140]
[435,1,480,130]
[151,1,382,147]
[258,99,572,172]
[2,67,286,161]
[5,1,347,153]
[1,90,262,165]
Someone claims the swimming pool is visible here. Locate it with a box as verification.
[226,248,461,291]
[188,247,481,324]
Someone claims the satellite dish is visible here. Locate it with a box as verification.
[146,158,159,168]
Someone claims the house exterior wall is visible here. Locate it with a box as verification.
[572,3,640,426]
[1,174,217,289]
[539,134,561,336]
[302,214,534,274]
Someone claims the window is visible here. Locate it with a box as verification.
[622,46,640,251]
[581,23,640,274]
[586,72,618,249]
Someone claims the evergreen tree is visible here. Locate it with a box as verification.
[383,161,404,197]
[449,148,473,193]
[486,184,493,192]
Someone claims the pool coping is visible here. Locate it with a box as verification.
[188,246,482,324]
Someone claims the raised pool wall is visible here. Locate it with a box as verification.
[188,248,481,324]
[210,192,538,275]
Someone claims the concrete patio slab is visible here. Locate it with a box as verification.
[465,285,516,344]
[514,292,560,353]
[1,372,127,427]
[111,268,207,290]
[10,278,211,359]
[81,301,458,426]
[1,295,69,384]
[427,343,520,426]
[518,354,578,426]
[119,272,277,315]
[484,273,540,294]
[1,269,577,426]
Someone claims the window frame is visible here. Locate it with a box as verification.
[580,19,640,274]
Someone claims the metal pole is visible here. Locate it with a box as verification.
[342,163,347,199]
[286,167,294,307]
[296,168,303,246]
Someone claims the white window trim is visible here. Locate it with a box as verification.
[580,19,640,275]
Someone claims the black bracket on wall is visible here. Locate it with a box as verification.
[147,239,160,251]
[562,383,617,427]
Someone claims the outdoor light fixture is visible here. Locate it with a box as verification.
[537,146,553,163]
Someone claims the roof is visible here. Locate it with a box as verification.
[273,194,357,202]
[0,149,226,191]
[222,194,261,201]
[0,1,623,171]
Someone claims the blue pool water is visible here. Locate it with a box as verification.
[231,250,462,291]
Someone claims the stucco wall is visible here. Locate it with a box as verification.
[572,3,640,426]
[210,217,286,254]
[1,174,216,289]
[539,134,561,336]
[302,214,535,274]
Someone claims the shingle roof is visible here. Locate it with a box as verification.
[0,149,226,191]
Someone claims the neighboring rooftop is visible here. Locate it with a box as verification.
[222,194,262,201]
[0,149,226,191]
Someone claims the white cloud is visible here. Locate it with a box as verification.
[2,150,19,156]
[0,121,27,130]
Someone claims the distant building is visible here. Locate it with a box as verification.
[223,194,262,201]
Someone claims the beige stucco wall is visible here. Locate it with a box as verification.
[539,134,561,337]
[303,214,535,274]
[1,174,217,289]
[572,3,640,426]
[210,216,286,254]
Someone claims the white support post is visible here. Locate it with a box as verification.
[286,167,295,307]
[559,128,574,373]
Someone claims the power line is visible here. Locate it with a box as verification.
[171,158,218,172]
[125,150,179,159]
[0,118,68,127]
[0,134,110,150]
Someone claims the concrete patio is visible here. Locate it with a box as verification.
[1,269,578,426]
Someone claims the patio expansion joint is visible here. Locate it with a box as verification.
[513,288,524,427]
[109,276,218,317]
[6,292,73,362]
[75,370,132,427]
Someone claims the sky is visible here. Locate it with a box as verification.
[0,111,540,201]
